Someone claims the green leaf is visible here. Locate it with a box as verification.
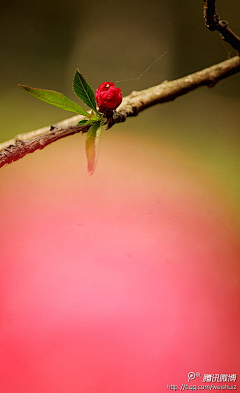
[77,119,89,125]
[88,111,101,122]
[85,123,102,175]
[78,113,102,127]
[85,111,103,125]
[19,84,89,116]
[73,69,100,114]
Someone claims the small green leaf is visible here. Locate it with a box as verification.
[86,119,100,126]
[77,119,89,125]
[85,123,101,175]
[85,111,103,125]
[78,114,102,127]
[73,70,100,114]
[89,111,101,122]
[19,84,89,116]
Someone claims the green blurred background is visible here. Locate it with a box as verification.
[0,0,239,223]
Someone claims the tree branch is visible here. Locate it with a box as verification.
[112,56,240,125]
[203,0,240,52]
[0,55,239,169]
[0,117,90,168]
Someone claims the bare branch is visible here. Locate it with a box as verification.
[113,56,240,124]
[203,0,240,52]
[0,116,90,168]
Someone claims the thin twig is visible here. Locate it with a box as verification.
[203,0,240,52]
[0,55,239,169]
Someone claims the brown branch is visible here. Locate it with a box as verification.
[0,116,90,168]
[203,0,240,52]
[0,55,239,169]
[113,56,240,124]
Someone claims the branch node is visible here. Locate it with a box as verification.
[203,0,240,53]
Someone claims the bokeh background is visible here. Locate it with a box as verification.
[0,0,239,392]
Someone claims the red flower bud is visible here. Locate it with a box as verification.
[95,82,122,113]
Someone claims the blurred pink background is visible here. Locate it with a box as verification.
[0,128,239,392]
